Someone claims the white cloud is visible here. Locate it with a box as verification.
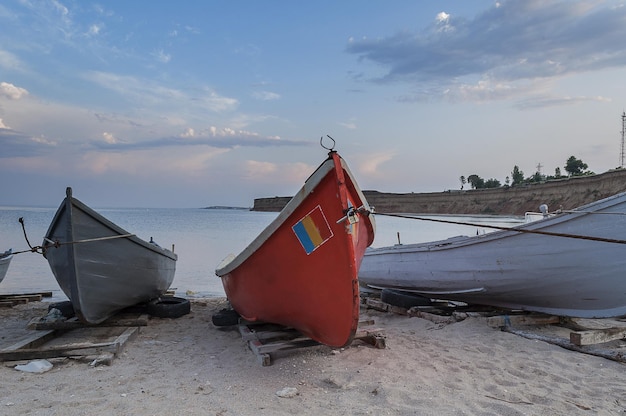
[347,1,626,105]
[85,71,238,113]
[0,50,25,71]
[153,49,171,63]
[252,91,280,101]
[359,151,396,176]
[103,132,118,144]
[88,23,103,36]
[0,118,8,129]
[0,82,29,100]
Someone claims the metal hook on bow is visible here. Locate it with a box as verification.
[320,135,336,151]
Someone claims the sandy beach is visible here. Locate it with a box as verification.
[1,297,624,416]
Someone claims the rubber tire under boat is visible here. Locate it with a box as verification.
[146,296,191,318]
[48,300,75,318]
[380,288,431,309]
[211,308,241,327]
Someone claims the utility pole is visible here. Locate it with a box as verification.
[619,111,626,168]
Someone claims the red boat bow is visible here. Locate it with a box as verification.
[216,150,375,347]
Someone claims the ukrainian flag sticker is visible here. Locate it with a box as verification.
[293,206,333,254]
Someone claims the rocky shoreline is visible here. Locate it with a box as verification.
[253,169,626,216]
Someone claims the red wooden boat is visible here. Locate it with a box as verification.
[215,141,375,347]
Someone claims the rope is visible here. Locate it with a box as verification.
[14,216,136,256]
[13,233,136,256]
[373,211,626,245]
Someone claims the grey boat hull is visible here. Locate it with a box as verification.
[43,188,177,323]
[359,191,626,318]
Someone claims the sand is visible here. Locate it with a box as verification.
[1,298,624,416]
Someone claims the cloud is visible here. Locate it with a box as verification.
[346,0,626,103]
[338,120,357,130]
[0,82,29,100]
[358,151,396,177]
[514,94,611,110]
[85,71,238,112]
[152,49,171,63]
[0,50,25,71]
[0,127,57,158]
[92,127,312,151]
[252,91,281,101]
[243,160,313,187]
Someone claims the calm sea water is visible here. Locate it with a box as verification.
[0,205,523,301]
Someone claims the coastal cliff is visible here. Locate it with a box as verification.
[252,169,626,216]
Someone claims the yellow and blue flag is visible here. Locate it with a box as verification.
[292,206,333,254]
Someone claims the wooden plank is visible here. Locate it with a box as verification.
[248,340,271,366]
[1,330,57,352]
[0,292,52,299]
[354,328,386,349]
[486,314,561,328]
[570,327,626,346]
[503,326,626,363]
[27,314,149,330]
[111,327,139,354]
[1,326,140,362]
[567,318,626,330]
[0,341,120,361]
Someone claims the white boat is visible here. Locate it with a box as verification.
[0,248,12,284]
[42,188,178,323]
[359,191,626,318]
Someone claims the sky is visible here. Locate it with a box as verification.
[2,0,626,208]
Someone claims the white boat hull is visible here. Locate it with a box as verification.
[359,192,626,318]
[0,249,12,284]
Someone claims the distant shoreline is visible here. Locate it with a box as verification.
[252,169,626,216]
[202,206,250,210]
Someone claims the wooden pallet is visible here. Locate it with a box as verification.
[0,312,148,365]
[363,294,626,363]
[238,320,386,366]
[0,292,53,307]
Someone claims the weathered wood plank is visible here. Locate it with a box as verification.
[570,327,626,346]
[486,314,561,328]
[27,314,149,330]
[0,292,52,300]
[0,342,120,361]
[1,330,57,352]
[111,327,140,354]
[503,326,626,363]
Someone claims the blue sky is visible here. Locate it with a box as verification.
[2,0,626,208]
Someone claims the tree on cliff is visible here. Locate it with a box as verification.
[565,156,591,176]
[467,174,484,189]
[511,166,525,185]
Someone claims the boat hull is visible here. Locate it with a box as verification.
[359,192,626,318]
[216,151,375,347]
[0,249,12,284]
[43,188,177,323]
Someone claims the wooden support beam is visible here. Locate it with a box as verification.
[570,327,626,346]
[486,314,561,328]
[1,330,57,352]
[0,327,140,362]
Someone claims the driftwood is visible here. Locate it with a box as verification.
[502,326,626,363]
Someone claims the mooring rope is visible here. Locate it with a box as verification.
[372,211,626,245]
[15,217,135,256]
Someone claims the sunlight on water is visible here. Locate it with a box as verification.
[0,206,523,300]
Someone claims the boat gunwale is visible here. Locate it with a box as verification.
[366,191,626,255]
[215,153,374,276]
[44,190,177,262]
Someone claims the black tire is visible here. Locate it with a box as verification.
[381,289,431,309]
[146,296,191,318]
[48,300,75,318]
[212,308,241,327]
